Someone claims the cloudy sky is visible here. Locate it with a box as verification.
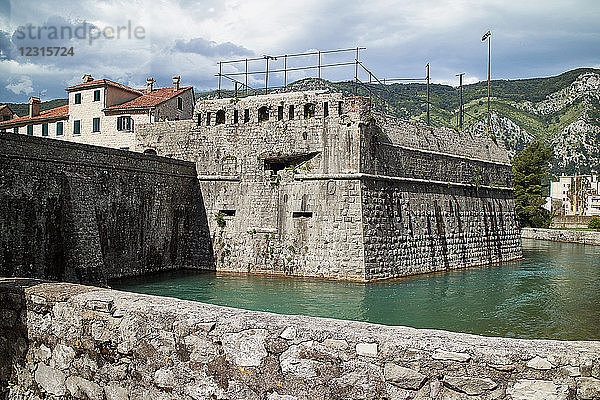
[0,0,598,102]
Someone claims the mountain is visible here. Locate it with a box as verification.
[3,99,68,117]
[198,68,600,176]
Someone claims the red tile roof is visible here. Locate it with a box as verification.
[104,86,192,111]
[0,105,69,127]
[65,79,142,94]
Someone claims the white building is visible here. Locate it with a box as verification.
[0,75,194,150]
[549,175,600,216]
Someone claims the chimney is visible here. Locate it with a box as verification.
[173,76,180,92]
[29,97,40,118]
[146,77,154,92]
[82,74,94,83]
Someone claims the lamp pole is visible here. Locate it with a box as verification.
[426,63,430,126]
[481,30,492,130]
[456,73,464,130]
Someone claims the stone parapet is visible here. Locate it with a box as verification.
[522,228,600,246]
[1,278,599,399]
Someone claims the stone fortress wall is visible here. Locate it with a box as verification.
[0,133,214,284]
[136,90,521,281]
[2,278,599,400]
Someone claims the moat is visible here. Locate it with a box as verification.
[112,238,600,341]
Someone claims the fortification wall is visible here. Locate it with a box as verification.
[2,278,600,400]
[373,115,510,164]
[136,92,520,281]
[0,133,213,284]
[361,180,521,280]
[137,92,368,280]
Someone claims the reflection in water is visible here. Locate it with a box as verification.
[112,239,600,340]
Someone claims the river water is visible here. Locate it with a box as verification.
[112,238,600,340]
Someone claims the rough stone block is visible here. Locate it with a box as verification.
[384,363,426,390]
[431,350,470,362]
[443,375,497,395]
[507,379,567,400]
[356,342,378,357]
[34,363,66,396]
[577,377,600,399]
[222,329,268,367]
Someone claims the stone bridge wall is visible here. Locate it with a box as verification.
[0,133,214,284]
[1,278,599,400]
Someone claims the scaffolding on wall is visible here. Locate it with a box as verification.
[214,47,429,118]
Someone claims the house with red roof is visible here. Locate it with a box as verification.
[0,75,194,150]
[0,104,17,122]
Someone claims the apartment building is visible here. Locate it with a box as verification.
[0,75,194,150]
[549,175,600,216]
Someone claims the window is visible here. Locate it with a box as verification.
[219,210,236,216]
[56,122,63,136]
[177,97,183,110]
[73,120,81,135]
[278,106,283,121]
[338,101,343,115]
[258,106,269,122]
[292,211,313,218]
[323,102,329,117]
[13,127,18,134]
[304,103,315,119]
[27,125,33,135]
[92,117,100,132]
[93,90,100,102]
[244,109,250,123]
[143,149,157,155]
[42,123,48,136]
[116,116,132,132]
[197,113,202,126]
[233,110,239,124]
[216,110,225,125]
[289,105,294,120]
[74,93,81,104]
[206,112,211,126]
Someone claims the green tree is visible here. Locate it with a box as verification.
[589,216,600,231]
[512,141,554,228]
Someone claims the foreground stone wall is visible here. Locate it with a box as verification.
[2,278,599,400]
[0,133,214,284]
[521,227,600,246]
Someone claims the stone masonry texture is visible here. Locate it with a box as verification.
[1,278,599,399]
[0,133,214,284]
[136,91,522,280]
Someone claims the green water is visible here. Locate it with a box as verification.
[112,238,600,340]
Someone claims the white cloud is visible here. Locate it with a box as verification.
[6,75,33,95]
[0,0,598,101]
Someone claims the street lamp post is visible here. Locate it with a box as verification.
[456,72,464,130]
[481,30,492,131]
[426,63,430,126]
